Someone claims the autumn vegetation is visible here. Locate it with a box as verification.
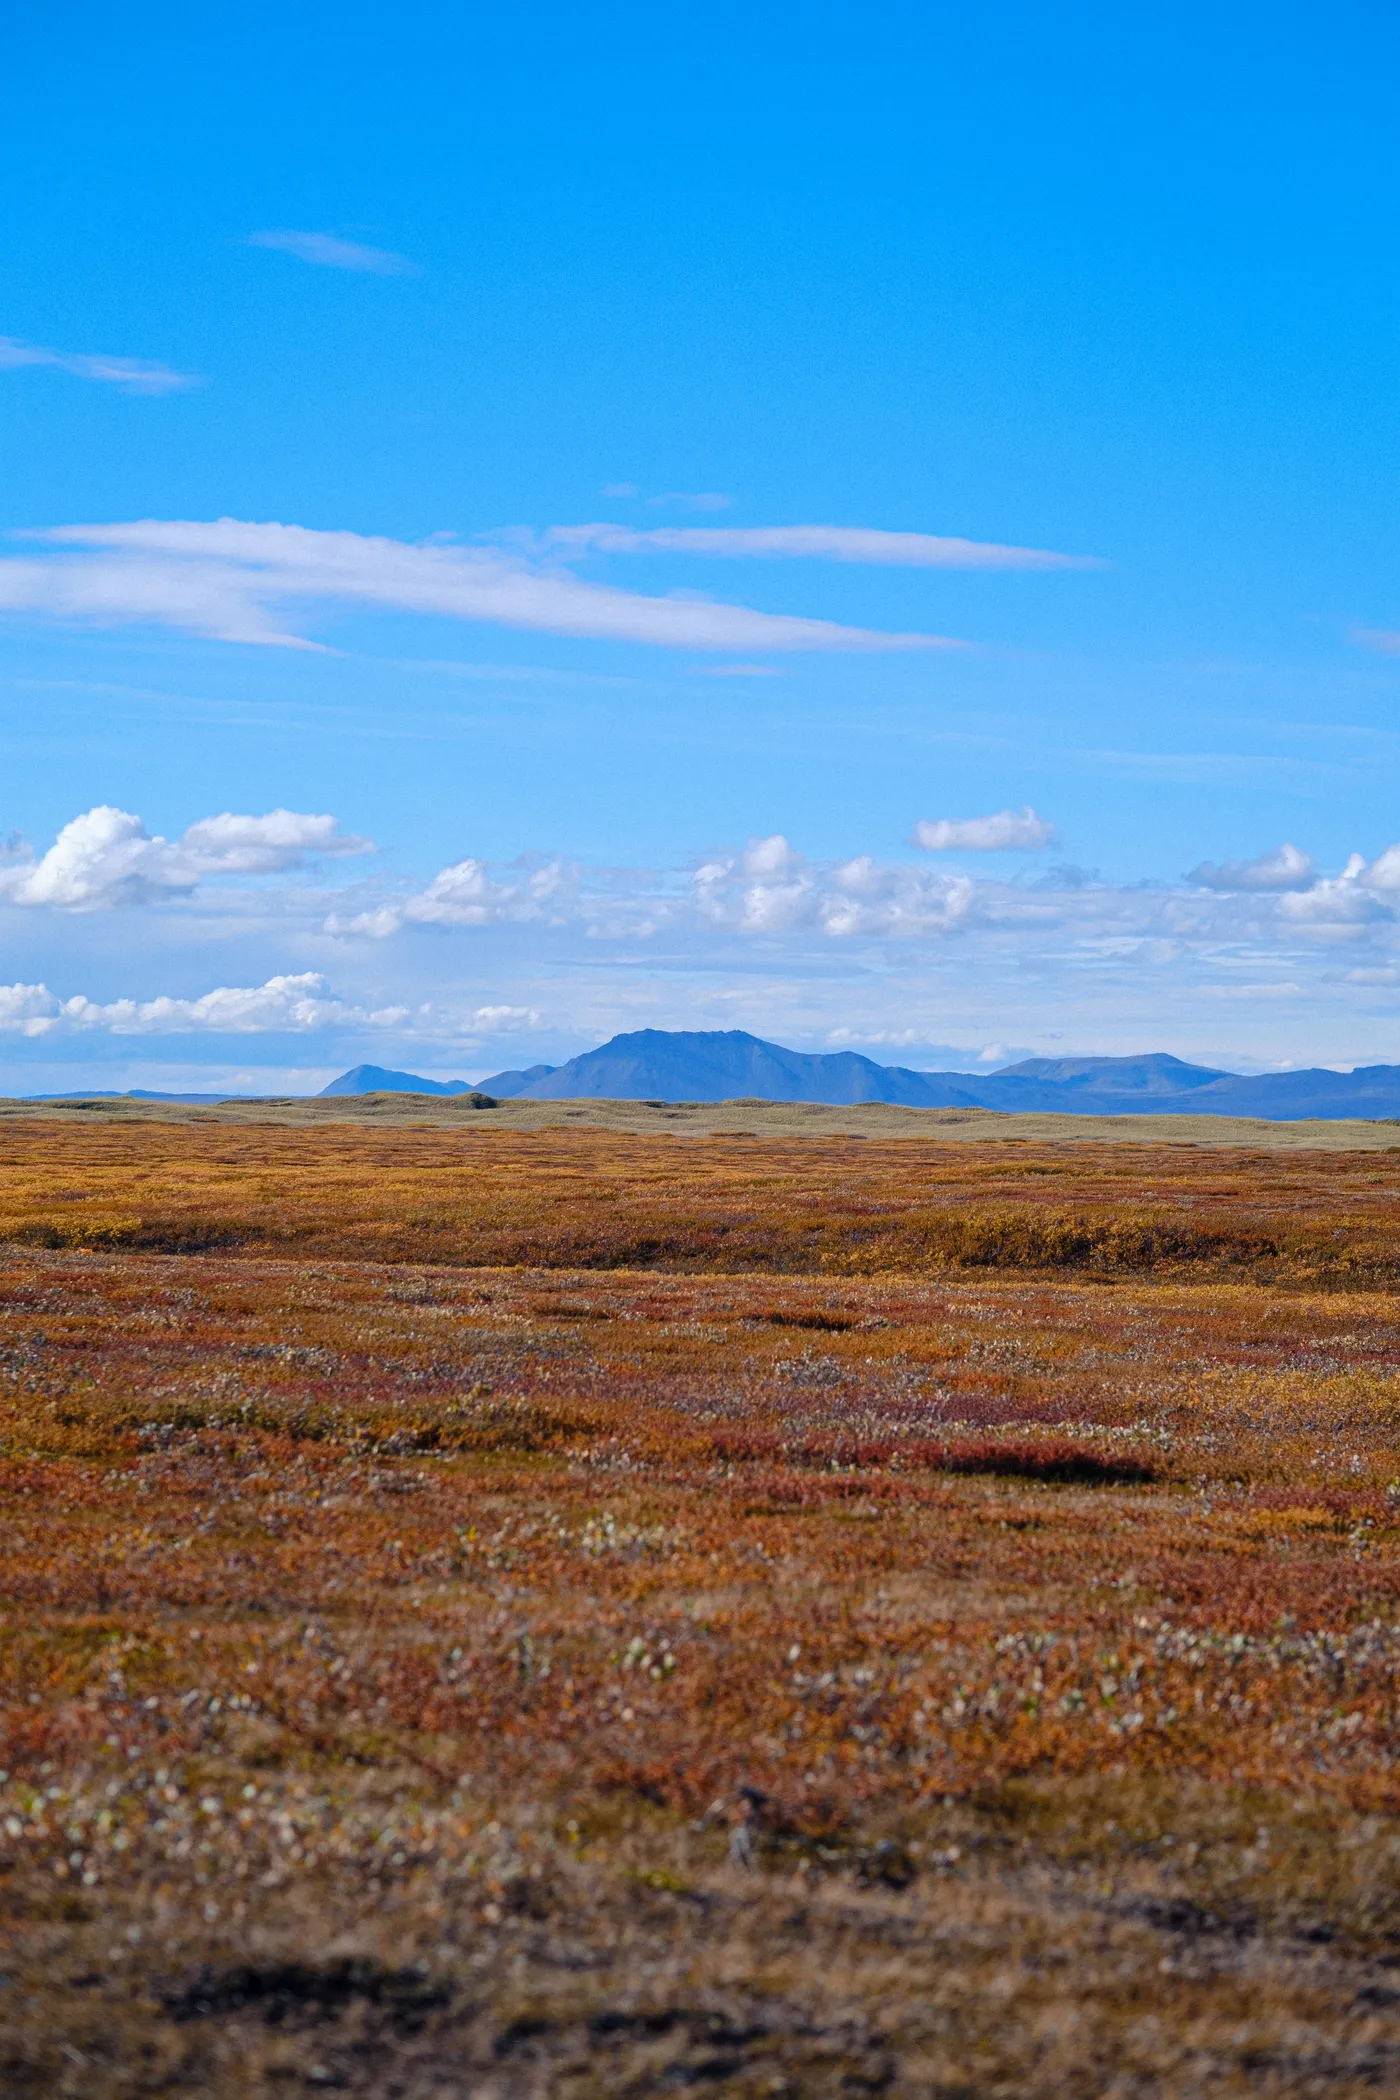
[5,1105,1400,2093]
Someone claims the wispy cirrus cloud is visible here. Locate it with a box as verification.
[913,807,1056,851]
[644,493,733,513]
[0,336,197,396]
[0,805,371,911]
[546,523,1101,569]
[596,487,733,510]
[696,663,784,677]
[244,229,417,275]
[0,519,960,653]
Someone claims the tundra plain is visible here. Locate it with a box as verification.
[5,1104,1400,2095]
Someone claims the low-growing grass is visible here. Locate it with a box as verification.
[4,1117,1400,2091]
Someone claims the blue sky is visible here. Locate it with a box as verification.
[4,1,1400,1089]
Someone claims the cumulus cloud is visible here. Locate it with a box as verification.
[19,833,1400,1067]
[324,824,1400,972]
[1187,842,1316,892]
[0,805,371,910]
[331,831,989,946]
[331,856,577,939]
[178,810,369,872]
[1362,845,1400,890]
[0,983,65,1037]
[826,1027,922,1047]
[0,519,953,653]
[0,973,406,1037]
[696,842,977,939]
[913,808,1056,851]
[1182,841,1400,916]
[1275,859,1381,929]
[244,230,417,275]
[0,336,196,396]
[353,833,981,944]
[546,523,1099,569]
[470,1005,542,1030]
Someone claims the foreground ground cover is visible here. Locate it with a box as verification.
[4,1118,1400,2092]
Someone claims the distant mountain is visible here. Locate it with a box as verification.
[315,1033,1400,1121]
[478,1029,979,1106]
[471,1063,557,1099]
[318,1063,477,1098]
[998,1053,1227,1095]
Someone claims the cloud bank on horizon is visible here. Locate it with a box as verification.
[8,802,1400,1081]
[0,516,1092,652]
[0,972,406,1039]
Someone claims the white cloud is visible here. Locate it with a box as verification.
[913,807,1057,851]
[331,856,576,938]
[1363,844,1400,890]
[18,847,1400,1078]
[742,833,802,880]
[0,973,407,1037]
[0,336,196,396]
[1187,842,1316,891]
[1180,840,1400,921]
[0,983,64,1037]
[19,811,1400,1071]
[0,805,371,910]
[179,809,370,872]
[0,807,193,909]
[826,1027,922,1047]
[244,230,417,275]
[1276,861,1382,929]
[320,825,1400,973]
[470,1005,541,1031]
[546,523,1099,569]
[332,831,987,946]
[0,519,954,653]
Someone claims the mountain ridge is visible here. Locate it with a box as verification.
[314,1030,1400,1121]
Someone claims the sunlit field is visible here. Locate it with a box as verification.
[6,1107,1400,2094]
